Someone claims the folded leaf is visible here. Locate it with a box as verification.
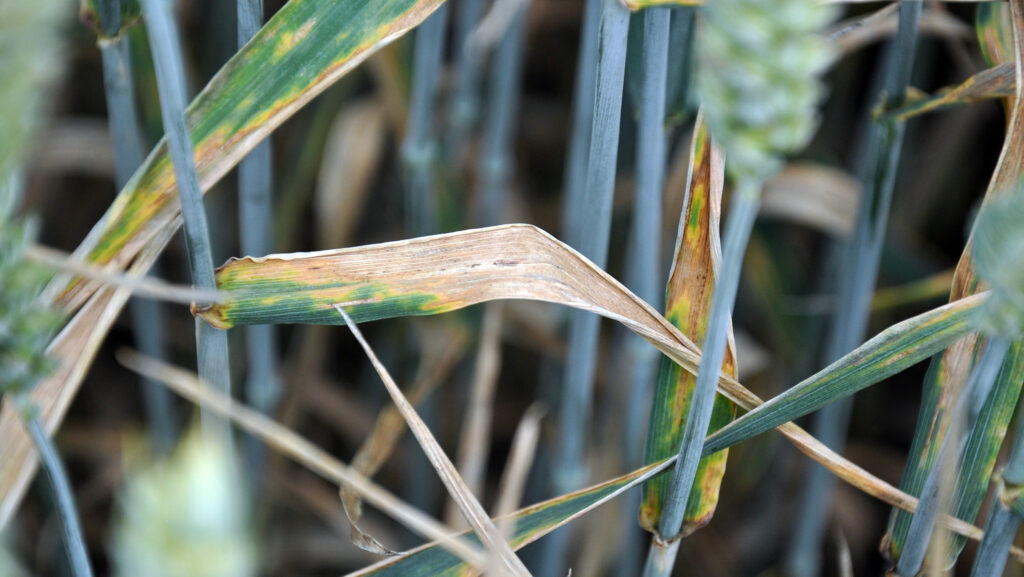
[641,113,735,536]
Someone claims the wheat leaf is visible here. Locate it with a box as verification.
[336,308,531,577]
[340,320,469,556]
[704,293,985,454]
[883,63,1013,122]
[640,112,735,537]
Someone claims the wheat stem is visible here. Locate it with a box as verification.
[402,4,450,238]
[237,0,281,479]
[94,0,178,454]
[477,1,530,227]
[896,338,1011,576]
[13,398,93,577]
[970,503,1021,577]
[787,4,922,574]
[618,8,671,576]
[558,0,601,248]
[447,0,486,170]
[139,0,231,441]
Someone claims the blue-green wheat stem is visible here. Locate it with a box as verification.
[618,8,671,577]
[642,183,761,577]
[128,301,175,451]
[12,398,94,577]
[628,6,670,334]
[399,5,449,518]
[0,214,87,577]
[476,1,530,227]
[558,0,601,249]
[237,0,282,459]
[94,0,177,454]
[969,497,1021,577]
[895,338,1011,577]
[541,2,630,576]
[446,0,486,171]
[664,6,695,127]
[537,2,600,564]
[972,346,1024,577]
[402,4,450,238]
[556,0,630,490]
[787,4,921,575]
[139,0,231,441]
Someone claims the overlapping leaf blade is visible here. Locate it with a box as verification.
[944,342,1024,560]
[640,115,736,536]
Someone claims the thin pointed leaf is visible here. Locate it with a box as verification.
[640,114,736,537]
[341,320,470,555]
[337,308,531,577]
[704,293,985,453]
[883,63,1013,122]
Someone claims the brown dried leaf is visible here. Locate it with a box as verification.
[340,319,470,556]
